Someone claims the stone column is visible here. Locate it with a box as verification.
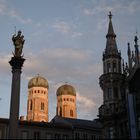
[8,56,25,139]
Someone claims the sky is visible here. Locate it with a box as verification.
[0,0,140,121]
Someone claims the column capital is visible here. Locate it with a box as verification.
[9,56,25,70]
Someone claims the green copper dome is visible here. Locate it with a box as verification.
[28,75,49,89]
[56,84,76,96]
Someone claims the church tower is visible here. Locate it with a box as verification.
[56,84,77,119]
[99,12,126,139]
[27,75,49,122]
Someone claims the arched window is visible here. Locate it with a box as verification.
[41,102,44,110]
[70,109,73,117]
[107,63,111,73]
[63,105,66,116]
[118,61,121,72]
[138,116,140,132]
[113,87,118,98]
[113,62,117,72]
[109,127,114,139]
[107,88,112,99]
[59,107,62,116]
[30,100,32,111]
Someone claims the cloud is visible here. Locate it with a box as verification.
[83,9,93,16]
[0,1,32,24]
[0,54,11,74]
[0,3,6,15]
[77,92,96,109]
[97,18,108,31]
[44,47,88,60]
[83,1,140,16]
[9,10,32,24]
[52,20,82,38]
[24,47,102,82]
[20,47,103,88]
[127,1,140,14]
[83,6,113,16]
[76,91,99,119]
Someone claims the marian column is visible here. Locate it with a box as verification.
[8,30,25,139]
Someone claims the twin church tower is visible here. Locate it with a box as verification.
[27,75,77,122]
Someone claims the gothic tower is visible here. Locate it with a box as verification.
[27,75,49,122]
[56,84,77,119]
[99,12,127,139]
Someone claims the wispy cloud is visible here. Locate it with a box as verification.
[0,2,32,24]
[127,1,140,14]
[0,54,11,74]
[77,92,96,109]
[0,3,6,15]
[97,18,107,31]
[43,47,88,60]
[9,10,32,24]
[22,47,91,79]
[76,91,99,119]
[83,5,113,16]
[83,1,140,16]
[52,20,82,38]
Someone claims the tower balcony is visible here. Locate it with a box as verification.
[99,100,126,117]
[99,73,125,88]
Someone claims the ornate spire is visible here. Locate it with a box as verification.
[134,31,138,45]
[105,11,118,55]
[106,11,116,38]
[134,32,139,66]
[127,42,131,56]
[127,42,132,72]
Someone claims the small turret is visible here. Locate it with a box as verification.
[134,33,139,66]
[127,43,132,72]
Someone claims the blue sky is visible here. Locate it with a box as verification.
[0,0,140,121]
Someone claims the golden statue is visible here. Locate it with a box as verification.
[12,30,25,57]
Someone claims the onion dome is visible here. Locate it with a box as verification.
[56,84,76,96]
[28,75,49,89]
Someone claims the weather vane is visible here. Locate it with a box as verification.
[12,30,25,57]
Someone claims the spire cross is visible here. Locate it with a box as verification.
[108,11,112,20]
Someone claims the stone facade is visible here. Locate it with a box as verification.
[57,94,77,118]
[0,117,102,139]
